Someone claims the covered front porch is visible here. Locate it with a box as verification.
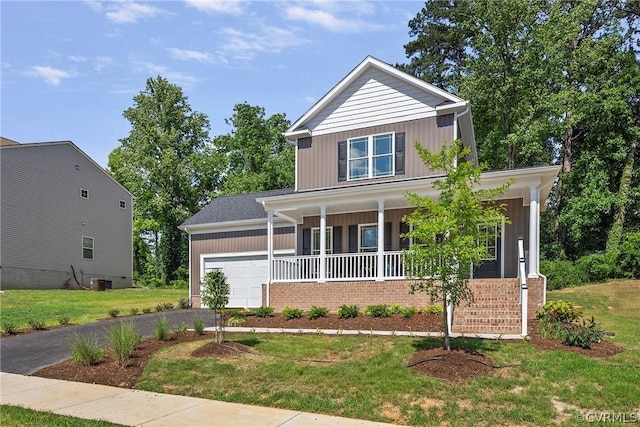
[258,167,559,286]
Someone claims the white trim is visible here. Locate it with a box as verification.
[180,218,293,234]
[347,132,395,181]
[80,188,89,199]
[311,225,333,255]
[119,199,126,209]
[500,219,505,279]
[285,56,464,137]
[82,236,94,260]
[358,223,378,253]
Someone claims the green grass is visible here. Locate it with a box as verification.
[0,405,125,426]
[135,280,640,426]
[0,288,186,329]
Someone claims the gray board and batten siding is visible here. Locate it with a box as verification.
[0,142,133,289]
[295,116,455,191]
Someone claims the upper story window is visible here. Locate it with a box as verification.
[80,188,89,199]
[119,200,126,209]
[311,227,333,255]
[82,236,94,260]
[348,133,394,180]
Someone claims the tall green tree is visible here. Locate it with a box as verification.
[403,0,640,260]
[213,103,294,194]
[403,141,510,350]
[108,76,214,285]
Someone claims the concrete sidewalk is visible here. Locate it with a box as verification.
[1,372,397,426]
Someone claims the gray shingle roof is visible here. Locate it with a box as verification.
[181,188,295,227]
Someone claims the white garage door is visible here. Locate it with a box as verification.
[203,255,267,308]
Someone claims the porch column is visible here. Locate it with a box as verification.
[377,200,384,281]
[528,186,539,278]
[267,210,273,306]
[319,206,327,282]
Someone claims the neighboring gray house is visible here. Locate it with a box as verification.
[0,139,133,289]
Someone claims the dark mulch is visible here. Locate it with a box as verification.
[528,319,622,358]
[0,324,74,339]
[191,341,253,358]
[407,348,496,383]
[240,313,444,332]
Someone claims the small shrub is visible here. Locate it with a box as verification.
[178,297,191,309]
[192,312,205,335]
[154,314,169,341]
[107,319,142,366]
[2,322,18,335]
[227,316,245,327]
[400,307,418,319]
[364,304,390,318]
[173,323,188,334]
[421,305,444,315]
[576,253,621,283]
[308,306,329,320]
[389,303,403,314]
[254,306,275,318]
[282,306,303,320]
[70,334,106,366]
[129,308,139,316]
[563,317,603,349]
[536,300,583,324]
[540,260,586,290]
[142,307,152,314]
[337,305,359,319]
[108,309,120,317]
[57,315,71,326]
[27,319,45,330]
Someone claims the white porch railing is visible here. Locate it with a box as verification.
[272,251,406,282]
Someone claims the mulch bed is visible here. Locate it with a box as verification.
[528,319,622,358]
[240,313,444,332]
[407,348,496,383]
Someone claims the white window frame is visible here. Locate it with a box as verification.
[347,132,395,181]
[359,223,378,253]
[478,223,499,261]
[82,236,94,260]
[311,226,332,255]
[80,188,89,199]
[119,200,126,209]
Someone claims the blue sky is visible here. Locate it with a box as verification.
[1,0,423,168]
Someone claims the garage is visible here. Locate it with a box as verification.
[203,255,267,308]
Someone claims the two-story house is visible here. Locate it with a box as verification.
[0,139,134,289]
[180,56,559,335]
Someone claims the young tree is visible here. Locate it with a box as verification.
[108,76,215,285]
[403,140,510,350]
[200,270,230,344]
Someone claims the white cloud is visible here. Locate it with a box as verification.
[284,2,386,33]
[132,60,199,86]
[184,0,244,15]
[166,47,214,63]
[304,96,316,103]
[93,56,115,72]
[220,25,309,60]
[87,1,169,24]
[26,66,75,86]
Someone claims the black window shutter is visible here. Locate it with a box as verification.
[395,132,405,175]
[302,228,311,255]
[399,221,410,250]
[348,225,358,253]
[338,140,347,181]
[384,222,392,251]
[332,226,342,254]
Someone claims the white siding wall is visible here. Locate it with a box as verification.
[307,68,444,135]
[0,143,133,289]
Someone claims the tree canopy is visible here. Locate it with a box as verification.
[402,0,640,260]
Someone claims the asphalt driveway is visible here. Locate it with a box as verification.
[0,309,218,375]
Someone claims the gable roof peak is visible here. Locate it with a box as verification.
[285,55,466,138]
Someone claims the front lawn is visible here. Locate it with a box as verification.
[134,281,640,426]
[0,288,186,329]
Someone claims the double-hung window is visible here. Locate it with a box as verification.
[311,227,332,255]
[348,133,394,180]
[82,236,94,260]
[359,224,378,252]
